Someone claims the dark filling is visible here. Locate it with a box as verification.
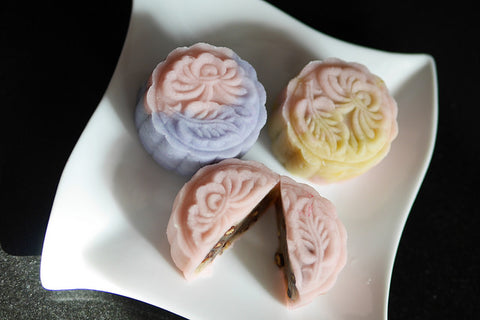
[274,196,298,302]
[195,185,280,273]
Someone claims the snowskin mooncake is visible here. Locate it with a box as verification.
[268,58,398,183]
[166,158,347,309]
[135,43,267,176]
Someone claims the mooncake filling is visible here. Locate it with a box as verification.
[274,195,299,302]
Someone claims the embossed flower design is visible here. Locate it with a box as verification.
[164,52,245,102]
[187,170,260,244]
[152,49,248,118]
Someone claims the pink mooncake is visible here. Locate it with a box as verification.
[135,42,267,176]
[268,58,398,183]
[166,158,280,280]
[166,158,347,308]
[274,176,347,309]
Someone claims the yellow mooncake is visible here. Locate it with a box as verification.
[268,58,398,183]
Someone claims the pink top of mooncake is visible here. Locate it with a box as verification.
[166,158,279,280]
[280,176,347,308]
[145,43,248,117]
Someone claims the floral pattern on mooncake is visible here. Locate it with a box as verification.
[187,168,271,245]
[269,58,398,183]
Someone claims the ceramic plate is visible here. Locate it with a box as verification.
[40,0,438,319]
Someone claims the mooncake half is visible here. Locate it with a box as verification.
[275,176,347,309]
[268,58,398,183]
[166,159,347,308]
[166,158,280,280]
[136,42,267,176]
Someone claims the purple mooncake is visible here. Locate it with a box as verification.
[135,42,267,176]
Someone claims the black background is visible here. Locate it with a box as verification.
[1,0,478,319]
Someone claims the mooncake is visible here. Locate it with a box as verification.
[274,176,347,309]
[268,58,398,183]
[166,158,347,308]
[166,158,280,280]
[135,43,267,176]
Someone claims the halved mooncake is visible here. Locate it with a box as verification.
[135,42,267,176]
[166,158,280,280]
[268,58,398,183]
[275,176,347,309]
[166,158,347,308]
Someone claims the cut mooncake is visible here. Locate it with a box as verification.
[166,158,348,308]
[274,176,347,309]
[135,42,267,176]
[268,58,398,183]
[166,158,280,280]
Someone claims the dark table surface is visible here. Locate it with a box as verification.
[1,0,478,319]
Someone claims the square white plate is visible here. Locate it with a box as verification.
[40,0,438,319]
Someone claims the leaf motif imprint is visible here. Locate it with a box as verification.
[185,119,239,140]
[294,199,330,284]
[298,80,348,155]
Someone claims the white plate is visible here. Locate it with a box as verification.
[40,0,438,319]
